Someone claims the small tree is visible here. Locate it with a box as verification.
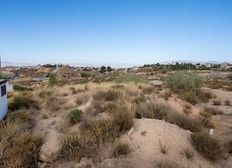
[48,74,58,87]
[100,66,106,73]
[107,66,112,72]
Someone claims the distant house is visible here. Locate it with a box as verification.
[0,79,8,120]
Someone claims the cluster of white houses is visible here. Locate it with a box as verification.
[0,79,8,120]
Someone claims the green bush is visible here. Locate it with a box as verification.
[115,74,148,84]
[191,131,222,161]
[166,71,205,104]
[68,109,83,125]
[8,96,39,111]
[13,84,30,91]
[166,71,203,92]
[48,74,58,87]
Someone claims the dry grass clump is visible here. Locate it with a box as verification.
[68,109,83,125]
[13,83,32,91]
[181,148,194,160]
[38,90,53,99]
[45,96,65,111]
[1,132,42,168]
[155,160,183,168]
[191,131,222,161]
[162,90,172,100]
[75,92,90,106]
[111,104,134,132]
[135,101,171,119]
[112,142,130,157]
[59,133,86,161]
[8,95,39,111]
[182,108,192,115]
[139,84,155,94]
[93,89,119,101]
[168,112,202,132]
[224,140,232,154]
[198,116,215,129]
[213,99,221,106]
[0,112,41,168]
[135,100,201,132]
[132,94,146,105]
[200,107,221,119]
[225,100,231,106]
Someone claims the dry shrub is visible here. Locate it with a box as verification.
[111,104,134,132]
[133,94,146,105]
[38,90,53,99]
[8,95,39,111]
[183,108,191,115]
[111,84,125,90]
[168,112,202,132]
[45,96,65,111]
[59,133,86,161]
[0,113,41,168]
[225,100,231,106]
[213,99,221,106]
[81,119,119,144]
[112,142,130,157]
[69,87,77,94]
[1,132,42,168]
[140,84,155,94]
[135,100,201,132]
[75,93,89,105]
[200,107,221,119]
[198,116,215,129]
[191,131,222,161]
[163,91,172,100]
[86,100,109,116]
[224,140,232,154]
[93,89,119,101]
[135,101,171,119]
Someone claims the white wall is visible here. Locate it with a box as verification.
[0,83,8,120]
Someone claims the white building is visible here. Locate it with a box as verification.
[0,79,8,120]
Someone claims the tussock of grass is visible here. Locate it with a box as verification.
[213,99,221,106]
[112,142,130,157]
[13,83,31,91]
[0,112,41,168]
[135,100,202,132]
[93,89,119,101]
[68,109,83,125]
[191,131,222,161]
[45,96,65,111]
[8,95,39,111]
[200,107,221,119]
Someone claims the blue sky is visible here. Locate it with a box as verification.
[0,0,232,66]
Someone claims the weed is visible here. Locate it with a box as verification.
[8,95,39,111]
[112,142,130,157]
[159,140,168,154]
[68,109,83,125]
[191,131,222,161]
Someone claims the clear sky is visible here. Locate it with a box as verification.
[0,0,232,66]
